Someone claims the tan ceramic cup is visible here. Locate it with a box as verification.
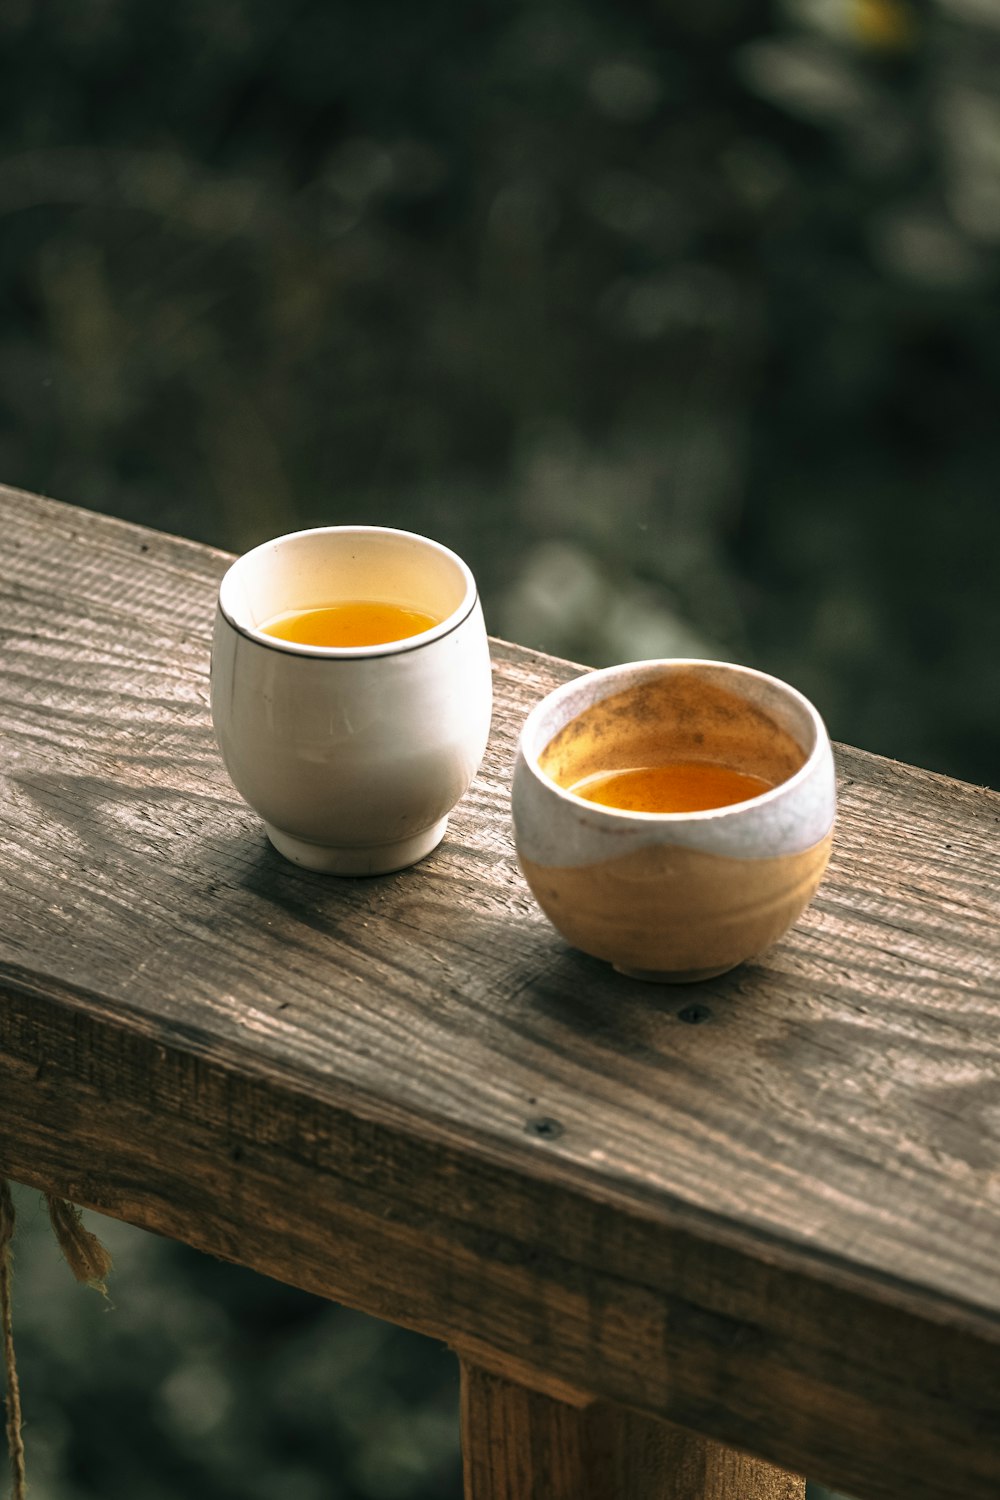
[512,659,836,981]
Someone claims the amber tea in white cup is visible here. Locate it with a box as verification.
[260,599,442,648]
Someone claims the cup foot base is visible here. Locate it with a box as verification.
[263,818,449,876]
[612,961,737,984]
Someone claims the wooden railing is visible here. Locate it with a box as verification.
[1,485,998,1500]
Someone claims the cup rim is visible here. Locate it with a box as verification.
[217,524,479,659]
[519,658,831,824]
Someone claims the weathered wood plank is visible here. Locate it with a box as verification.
[1,484,999,1499]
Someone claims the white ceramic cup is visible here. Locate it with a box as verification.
[211,525,493,874]
[512,659,836,981]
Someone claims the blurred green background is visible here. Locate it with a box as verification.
[2,0,997,1496]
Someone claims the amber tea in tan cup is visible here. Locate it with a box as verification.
[511,660,836,982]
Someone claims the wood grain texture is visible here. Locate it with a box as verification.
[461,1365,594,1500]
[460,1363,804,1499]
[1,484,999,1499]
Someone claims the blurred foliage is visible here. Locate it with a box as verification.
[2,1,998,1497]
[0,0,998,781]
[6,1185,461,1500]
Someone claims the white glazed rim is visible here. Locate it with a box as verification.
[519,658,830,823]
[217,524,479,659]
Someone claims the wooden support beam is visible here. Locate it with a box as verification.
[460,1361,804,1500]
